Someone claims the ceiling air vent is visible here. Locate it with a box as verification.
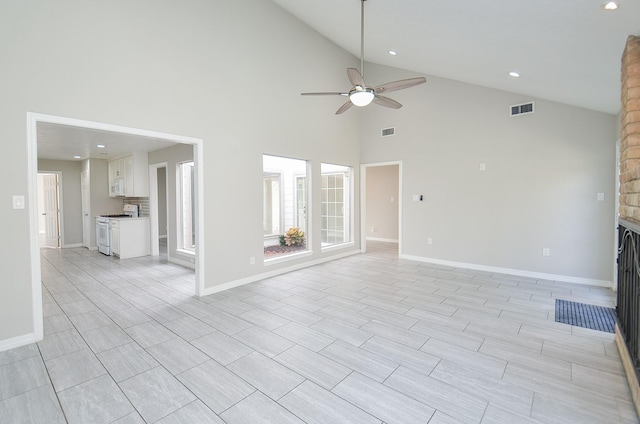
[381,127,395,137]
[510,102,535,117]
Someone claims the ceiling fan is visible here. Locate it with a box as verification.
[301,0,426,115]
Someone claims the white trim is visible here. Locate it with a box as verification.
[203,249,361,295]
[365,237,399,243]
[26,114,43,343]
[27,113,206,341]
[321,241,355,253]
[149,162,168,257]
[176,248,196,257]
[61,243,83,248]
[400,253,613,288]
[0,333,38,353]
[360,161,402,256]
[168,256,196,270]
[264,250,313,266]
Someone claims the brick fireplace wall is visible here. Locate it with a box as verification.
[620,35,640,221]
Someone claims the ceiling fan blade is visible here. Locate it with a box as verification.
[347,68,366,87]
[301,92,348,96]
[335,100,354,115]
[374,95,402,109]
[375,77,426,94]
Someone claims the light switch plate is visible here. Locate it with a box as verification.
[597,192,605,201]
[12,195,25,209]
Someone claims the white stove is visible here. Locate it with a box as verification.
[96,204,139,255]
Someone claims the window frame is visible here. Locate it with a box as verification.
[320,162,354,251]
[176,160,196,254]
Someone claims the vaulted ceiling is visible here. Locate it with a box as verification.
[271,0,640,115]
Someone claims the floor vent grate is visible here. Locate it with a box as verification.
[555,299,616,333]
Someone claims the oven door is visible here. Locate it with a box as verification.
[96,219,111,255]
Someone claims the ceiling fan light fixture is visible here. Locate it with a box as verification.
[350,89,375,106]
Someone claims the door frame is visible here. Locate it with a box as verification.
[37,171,64,248]
[149,162,168,257]
[27,112,207,341]
[360,161,403,255]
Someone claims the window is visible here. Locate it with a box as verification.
[263,155,309,259]
[263,173,281,236]
[321,163,352,247]
[178,161,195,252]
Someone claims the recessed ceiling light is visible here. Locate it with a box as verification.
[604,1,618,10]
[509,71,521,78]
[73,155,81,159]
[97,144,106,148]
[388,50,397,56]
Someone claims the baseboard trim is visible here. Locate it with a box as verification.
[62,243,83,248]
[0,333,39,353]
[168,256,196,270]
[616,324,640,418]
[366,237,399,243]
[201,249,361,296]
[400,253,613,288]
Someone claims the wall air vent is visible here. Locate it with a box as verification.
[381,127,396,137]
[510,102,535,117]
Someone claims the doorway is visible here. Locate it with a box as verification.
[37,172,62,248]
[27,113,207,342]
[149,163,169,258]
[360,161,402,254]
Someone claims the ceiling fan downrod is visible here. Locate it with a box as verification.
[360,0,366,79]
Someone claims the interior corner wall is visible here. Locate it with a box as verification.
[360,64,618,284]
[38,159,83,246]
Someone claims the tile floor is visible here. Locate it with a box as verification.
[0,241,638,423]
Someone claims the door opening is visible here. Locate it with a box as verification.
[27,113,206,347]
[37,172,61,248]
[360,162,402,255]
[149,163,169,258]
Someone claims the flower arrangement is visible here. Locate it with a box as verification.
[284,227,305,247]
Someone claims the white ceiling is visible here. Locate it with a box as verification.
[271,0,640,115]
[37,122,178,161]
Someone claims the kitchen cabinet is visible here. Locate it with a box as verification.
[108,152,149,197]
[110,217,150,259]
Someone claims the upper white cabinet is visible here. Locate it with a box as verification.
[108,152,149,197]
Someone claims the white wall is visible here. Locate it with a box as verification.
[361,64,617,284]
[365,165,399,242]
[0,0,361,348]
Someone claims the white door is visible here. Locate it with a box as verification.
[42,174,60,248]
[81,170,91,248]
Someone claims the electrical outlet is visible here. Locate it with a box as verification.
[479,163,486,171]
[250,256,255,265]
[427,238,433,245]
[370,227,375,232]
[542,248,550,257]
